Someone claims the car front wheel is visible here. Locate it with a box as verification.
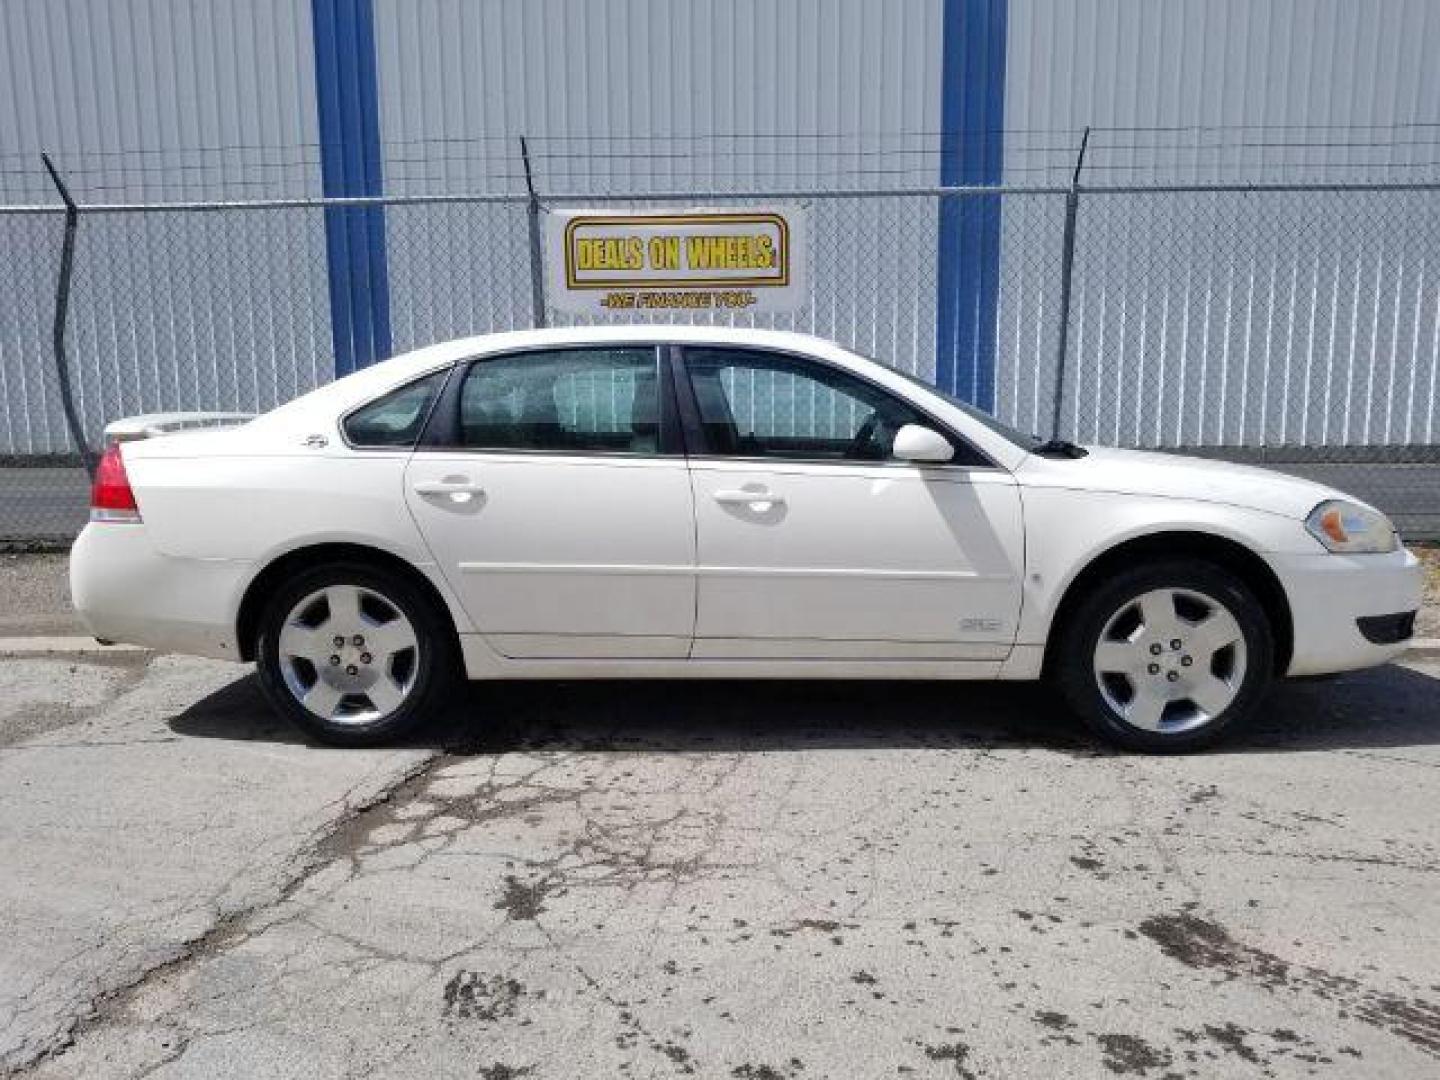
[1052,560,1274,752]
[256,562,456,746]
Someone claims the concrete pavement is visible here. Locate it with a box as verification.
[0,555,81,639]
[0,656,438,1072]
[2,654,1439,1078]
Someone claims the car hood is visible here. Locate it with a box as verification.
[1014,445,1349,519]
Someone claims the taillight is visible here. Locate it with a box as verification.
[90,443,142,522]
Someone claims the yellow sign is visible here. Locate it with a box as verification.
[546,208,806,314]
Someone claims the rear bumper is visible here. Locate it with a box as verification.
[70,523,250,660]
[1273,547,1424,676]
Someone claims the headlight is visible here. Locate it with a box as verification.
[1304,499,1398,553]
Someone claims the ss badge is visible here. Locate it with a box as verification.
[960,617,1003,633]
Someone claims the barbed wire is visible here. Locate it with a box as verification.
[6,121,1440,160]
[6,124,1440,205]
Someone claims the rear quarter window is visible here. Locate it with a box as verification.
[343,369,448,448]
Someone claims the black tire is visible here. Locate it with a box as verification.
[255,561,458,747]
[1050,560,1274,753]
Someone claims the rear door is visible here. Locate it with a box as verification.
[676,346,1024,660]
[404,345,696,659]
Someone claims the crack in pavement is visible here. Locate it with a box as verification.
[5,749,444,1077]
[22,739,774,1077]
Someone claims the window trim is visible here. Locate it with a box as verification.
[671,344,998,470]
[417,343,683,458]
[339,364,457,452]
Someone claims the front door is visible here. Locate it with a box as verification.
[405,345,696,659]
[677,346,1024,660]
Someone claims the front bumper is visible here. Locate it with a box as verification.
[1355,610,1417,645]
[70,523,250,660]
[1271,547,1423,676]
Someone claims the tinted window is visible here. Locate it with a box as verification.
[343,369,447,448]
[683,347,971,463]
[458,347,661,453]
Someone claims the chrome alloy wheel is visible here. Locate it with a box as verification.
[1092,587,1248,734]
[277,585,420,725]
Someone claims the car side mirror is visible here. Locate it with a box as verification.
[891,424,954,464]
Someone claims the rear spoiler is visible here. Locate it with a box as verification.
[103,412,254,446]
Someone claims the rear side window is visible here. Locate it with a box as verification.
[457,347,661,454]
[343,370,448,448]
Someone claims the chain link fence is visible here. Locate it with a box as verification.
[2,175,1438,545]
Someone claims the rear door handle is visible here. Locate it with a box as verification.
[713,488,785,508]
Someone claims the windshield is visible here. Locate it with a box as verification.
[866,358,1044,450]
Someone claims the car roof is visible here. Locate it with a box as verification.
[386,325,854,375]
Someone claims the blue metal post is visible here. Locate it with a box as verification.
[312,0,391,376]
[935,0,1007,410]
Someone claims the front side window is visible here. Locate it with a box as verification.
[682,347,971,463]
[457,347,662,454]
[343,369,447,448]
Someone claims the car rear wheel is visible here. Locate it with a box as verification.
[256,562,457,746]
[1052,560,1274,752]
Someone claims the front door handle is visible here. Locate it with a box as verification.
[413,478,485,502]
[713,488,785,509]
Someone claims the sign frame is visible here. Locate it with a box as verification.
[544,206,807,315]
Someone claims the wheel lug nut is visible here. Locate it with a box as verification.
[329,655,340,665]
[1149,643,1162,655]
[360,653,372,664]
[1170,639,1182,650]
[352,635,365,647]
[1181,656,1193,667]
[332,636,345,648]
[346,664,358,676]
[1166,671,1179,682]
[1147,663,1160,674]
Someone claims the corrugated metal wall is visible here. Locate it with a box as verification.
[3,0,1440,456]
[0,0,321,203]
[372,0,944,195]
[1006,0,1440,185]
[371,0,948,373]
[996,0,1440,446]
[0,0,331,455]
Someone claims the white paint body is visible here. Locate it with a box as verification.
[71,327,1421,685]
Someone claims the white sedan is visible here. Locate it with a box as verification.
[72,327,1421,751]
